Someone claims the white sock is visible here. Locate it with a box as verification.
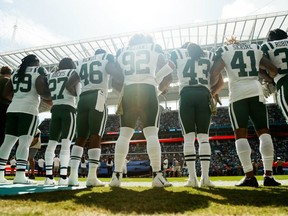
[0,135,18,179]
[259,134,274,173]
[143,126,161,172]
[114,127,134,172]
[45,140,58,176]
[198,133,211,179]
[15,135,33,180]
[87,148,101,179]
[183,132,197,180]
[70,145,83,179]
[60,139,71,176]
[235,138,253,173]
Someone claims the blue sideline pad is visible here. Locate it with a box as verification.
[0,183,86,196]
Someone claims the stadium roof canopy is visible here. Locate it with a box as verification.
[0,11,287,104]
[1,11,287,69]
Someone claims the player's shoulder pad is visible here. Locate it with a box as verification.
[105,53,115,63]
[215,46,226,57]
[37,67,48,76]
[154,44,164,54]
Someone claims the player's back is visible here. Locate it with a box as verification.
[171,48,214,92]
[261,38,288,80]
[76,53,113,97]
[117,43,163,86]
[8,66,47,115]
[216,43,263,102]
[48,69,77,108]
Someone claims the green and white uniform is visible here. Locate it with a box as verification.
[261,39,288,122]
[6,66,48,136]
[170,48,214,134]
[48,69,77,141]
[75,53,113,137]
[0,66,49,181]
[117,43,163,128]
[215,43,268,131]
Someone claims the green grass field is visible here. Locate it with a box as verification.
[0,175,287,216]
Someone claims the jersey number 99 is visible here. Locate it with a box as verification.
[12,74,32,93]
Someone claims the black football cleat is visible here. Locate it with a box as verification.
[263,176,281,186]
[235,176,259,187]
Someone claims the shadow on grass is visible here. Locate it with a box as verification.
[197,186,288,207]
[2,186,288,214]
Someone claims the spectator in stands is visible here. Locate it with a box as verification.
[210,36,281,187]
[261,29,288,123]
[172,158,181,177]
[276,157,284,175]
[0,66,12,146]
[109,33,174,187]
[37,156,45,176]
[163,155,169,177]
[80,156,88,178]
[44,57,78,186]
[170,42,223,187]
[123,157,129,178]
[9,156,16,176]
[53,155,60,177]
[0,54,51,184]
[106,157,113,177]
[66,48,123,187]
[28,129,41,179]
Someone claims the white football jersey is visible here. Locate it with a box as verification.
[170,48,214,92]
[8,66,48,115]
[117,43,164,87]
[215,43,264,103]
[76,53,114,98]
[261,38,288,84]
[48,69,78,108]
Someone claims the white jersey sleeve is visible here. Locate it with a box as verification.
[8,66,48,115]
[171,48,214,92]
[261,39,288,84]
[117,43,163,87]
[215,43,264,103]
[48,69,77,108]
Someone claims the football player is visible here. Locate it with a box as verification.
[44,57,78,186]
[109,33,175,187]
[170,42,223,188]
[66,49,123,187]
[210,37,280,187]
[261,28,288,122]
[0,54,51,184]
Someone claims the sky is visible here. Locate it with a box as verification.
[0,0,288,52]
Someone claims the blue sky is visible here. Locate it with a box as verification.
[0,0,288,52]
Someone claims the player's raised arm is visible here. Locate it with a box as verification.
[260,56,278,79]
[156,54,175,93]
[36,68,52,102]
[210,58,225,96]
